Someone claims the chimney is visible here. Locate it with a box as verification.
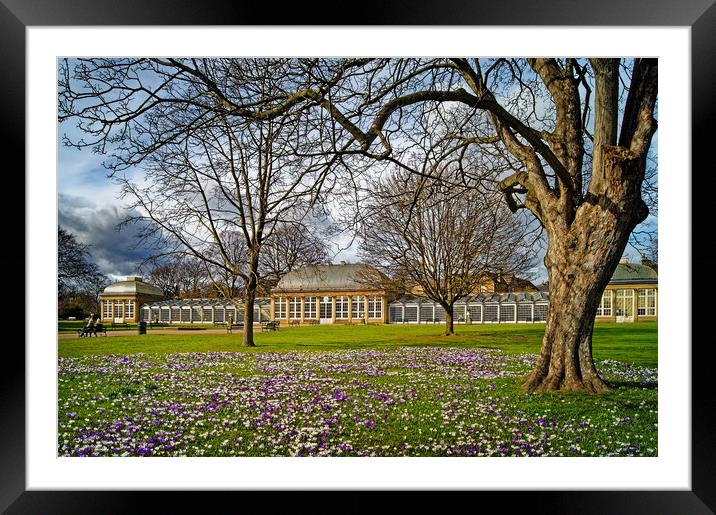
[126,276,142,282]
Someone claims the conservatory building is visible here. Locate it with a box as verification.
[270,263,390,324]
[139,298,271,325]
[388,292,550,324]
[594,258,658,323]
[99,276,165,323]
[388,257,657,325]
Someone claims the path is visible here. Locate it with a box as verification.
[58,327,244,339]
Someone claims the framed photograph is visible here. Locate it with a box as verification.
[4,0,713,512]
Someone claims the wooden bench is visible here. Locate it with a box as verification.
[261,321,279,332]
[289,320,301,327]
[110,322,129,330]
[78,324,107,337]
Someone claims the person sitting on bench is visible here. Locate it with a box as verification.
[80,315,96,337]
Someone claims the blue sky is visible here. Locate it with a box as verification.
[57,122,363,280]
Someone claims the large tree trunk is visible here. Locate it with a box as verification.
[523,260,611,393]
[523,147,649,393]
[443,304,454,336]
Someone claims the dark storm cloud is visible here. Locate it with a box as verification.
[58,193,155,279]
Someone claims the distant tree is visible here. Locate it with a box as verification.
[639,236,658,272]
[179,256,211,298]
[144,258,184,298]
[143,254,213,298]
[630,232,659,265]
[58,227,108,318]
[359,170,534,336]
[258,221,331,293]
[58,227,104,294]
[58,300,89,320]
[646,237,658,265]
[57,227,109,302]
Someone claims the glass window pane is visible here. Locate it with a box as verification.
[468,305,481,322]
[319,297,332,318]
[275,298,287,319]
[351,296,365,319]
[517,304,532,321]
[500,305,515,322]
[420,305,434,323]
[305,297,317,319]
[202,307,213,322]
[484,305,498,322]
[336,296,349,319]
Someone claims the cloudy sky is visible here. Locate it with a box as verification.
[57,122,362,281]
[58,122,653,286]
[58,137,550,285]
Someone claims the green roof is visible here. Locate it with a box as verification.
[273,263,385,292]
[609,263,658,284]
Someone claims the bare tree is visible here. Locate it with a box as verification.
[58,226,109,318]
[142,254,211,298]
[123,116,330,345]
[258,220,331,293]
[60,59,337,346]
[58,226,107,296]
[258,58,656,392]
[359,169,534,335]
[143,258,183,298]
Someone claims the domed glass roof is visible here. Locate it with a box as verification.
[274,264,386,292]
[610,263,658,283]
[101,276,164,297]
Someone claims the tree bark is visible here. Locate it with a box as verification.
[242,286,256,347]
[523,147,648,392]
[523,262,611,393]
[241,250,261,347]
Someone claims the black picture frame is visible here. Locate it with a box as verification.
[2,1,712,513]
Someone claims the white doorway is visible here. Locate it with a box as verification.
[113,300,124,323]
[319,296,333,324]
[615,289,634,323]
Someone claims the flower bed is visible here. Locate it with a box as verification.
[58,348,657,457]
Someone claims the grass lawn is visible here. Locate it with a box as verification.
[57,322,657,457]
